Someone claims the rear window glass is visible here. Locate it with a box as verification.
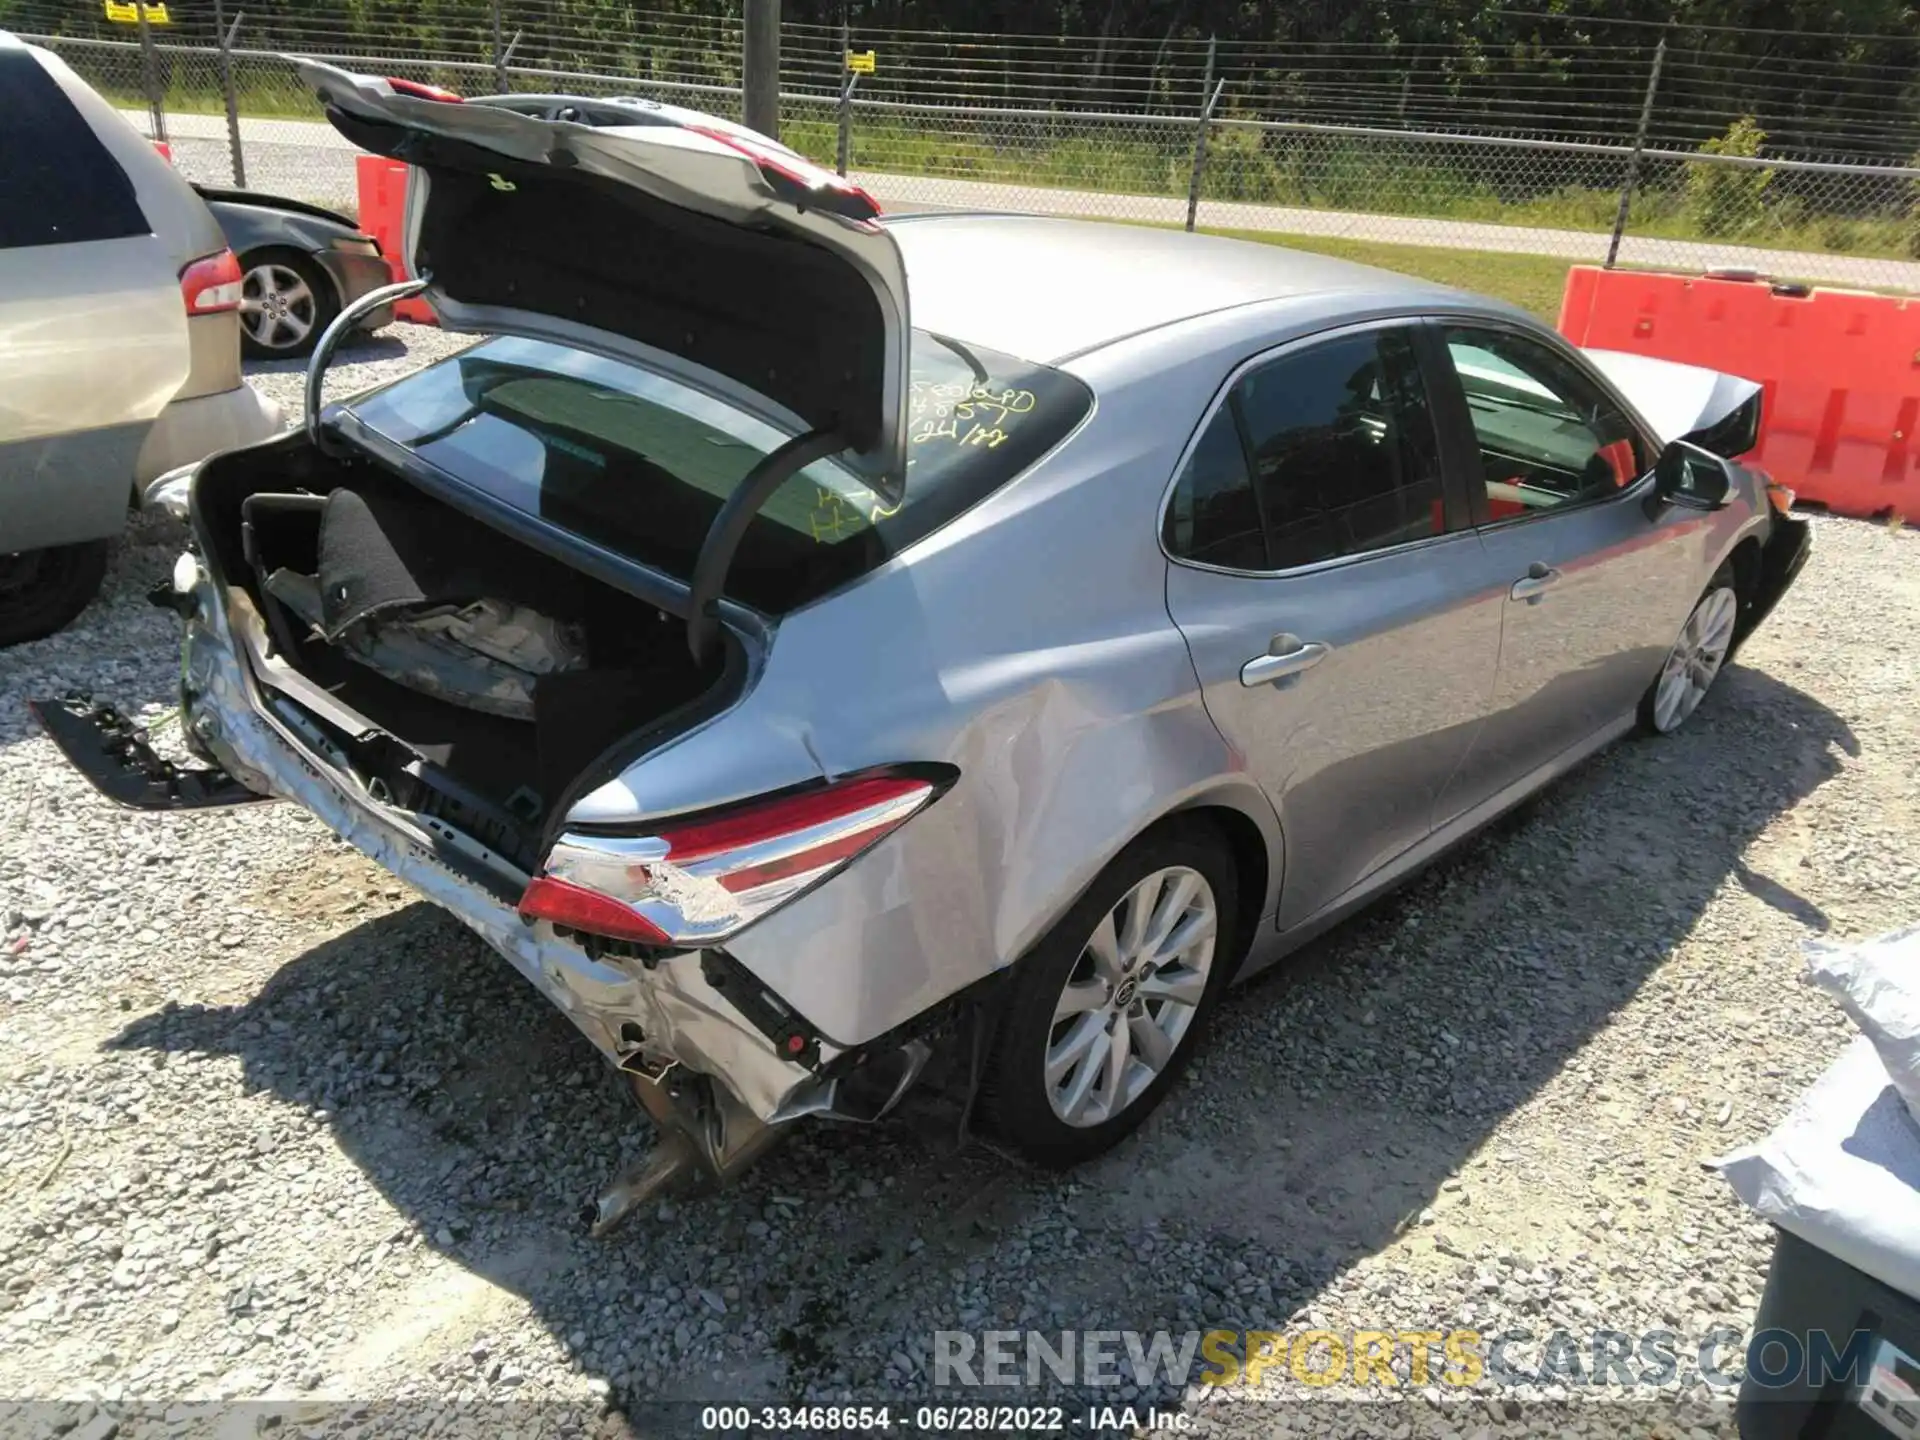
[0,50,149,249]
[346,333,1092,613]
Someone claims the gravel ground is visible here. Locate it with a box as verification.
[3,325,1918,1439]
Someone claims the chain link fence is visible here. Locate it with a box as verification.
[19,18,1920,293]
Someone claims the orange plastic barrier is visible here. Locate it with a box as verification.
[1558,265,1920,521]
[353,154,436,325]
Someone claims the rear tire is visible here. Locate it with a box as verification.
[0,541,110,648]
[238,249,337,360]
[978,822,1239,1167]
[1639,565,1739,735]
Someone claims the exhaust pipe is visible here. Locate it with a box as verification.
[589,1040,931,1237]
[587,1065,786,1238]
[584,1128,702,1238]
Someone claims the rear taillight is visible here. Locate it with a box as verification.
[516,876,672,945]
[684,124,882,221]
[385,77,464,102]
[519,771,945,947]
[180,249,244,316]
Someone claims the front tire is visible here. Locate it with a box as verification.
[978,823,1239,1166]
[1640,567,1739,734]
[0,541,110,648]
[238,249,337,360]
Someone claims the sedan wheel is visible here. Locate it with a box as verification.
[1644,576,1739,734]
[0,540,110,648]
[1046,866,1216,1127]
[237,253,337,359]
[979,824,1237,1165]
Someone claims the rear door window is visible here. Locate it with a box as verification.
[1234,326,1447,570]
[0,50,149,249]
[1163,407,1264,570]
[346,333,1092,613]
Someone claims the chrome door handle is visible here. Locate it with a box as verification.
[1509,564,1562,603]
[1240,640,1329,686]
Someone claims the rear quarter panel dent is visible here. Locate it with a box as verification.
[722,676,1274,1047]
[584,340,1286,1046]
[713,393,1275,1045]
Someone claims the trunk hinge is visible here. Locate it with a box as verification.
[685,427,849,664]
[304,277,431,457]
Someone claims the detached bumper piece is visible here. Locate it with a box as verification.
[28,693,272,811]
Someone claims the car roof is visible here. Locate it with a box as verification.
[884,212,1465,365]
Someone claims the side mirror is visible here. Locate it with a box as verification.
[1649,439,1735,514]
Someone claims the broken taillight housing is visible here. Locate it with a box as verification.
[519,770,948,948]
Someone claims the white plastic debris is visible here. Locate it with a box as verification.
[1716,1036,1920,1299]
[1806,925,1920,1128]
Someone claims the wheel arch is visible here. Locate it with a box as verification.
[1725,533,1761,598]
[1723,532,1765,644]
[986,777,1283,999]
[1156,791,1280,978]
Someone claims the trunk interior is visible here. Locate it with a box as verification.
[192,437,738,872]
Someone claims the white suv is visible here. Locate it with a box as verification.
[0,32,285,646]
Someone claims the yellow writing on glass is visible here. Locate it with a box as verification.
[808,486,862,543]
[804,377,1038,544]
[908,381,1035,450]
[807,486,900,543]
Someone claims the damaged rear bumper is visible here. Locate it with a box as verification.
[29,692,273,811]
[160,561,843,1131]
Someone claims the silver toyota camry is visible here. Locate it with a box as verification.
[37,65,1810,1232]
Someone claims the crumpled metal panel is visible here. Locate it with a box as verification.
[178,564,828,1122]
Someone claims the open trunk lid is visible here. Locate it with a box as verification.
[296,60,911,500]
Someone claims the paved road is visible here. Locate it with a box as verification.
[142,109,1920,292]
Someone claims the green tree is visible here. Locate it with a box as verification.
[1687,116,1775,238]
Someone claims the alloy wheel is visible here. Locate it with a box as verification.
[241,262,318,352]
[1044,864,1217,1128]
[1652,584,1738,732]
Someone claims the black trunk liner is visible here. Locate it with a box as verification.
[294,642,536,803]
[197,453,730,857]
[314,485,587,639]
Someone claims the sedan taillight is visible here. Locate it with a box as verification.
[519,771,946,948]
[384,77,464,102]
[684,124,882,222]
[180,249,244,316]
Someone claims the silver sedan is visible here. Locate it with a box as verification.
[39,68,1810,1230]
